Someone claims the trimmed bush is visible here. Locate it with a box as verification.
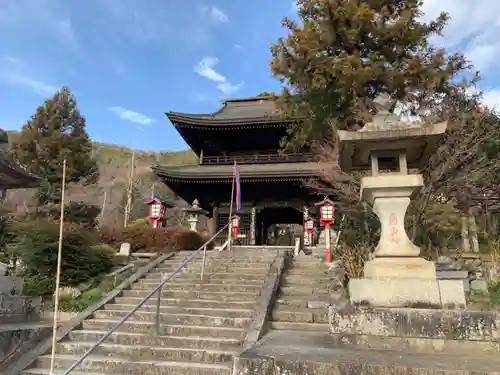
[99,226,206,253]
[129,218,151,227]
[16,220,115,296]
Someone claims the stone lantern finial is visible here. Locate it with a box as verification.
[192,199,200,209]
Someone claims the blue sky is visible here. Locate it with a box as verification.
[1,0,500,152]
[0,0,296,151]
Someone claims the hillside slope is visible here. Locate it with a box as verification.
[5,132,197,227]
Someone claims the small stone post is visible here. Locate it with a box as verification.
[185,199,206,233]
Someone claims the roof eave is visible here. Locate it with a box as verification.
[167,112,294,127]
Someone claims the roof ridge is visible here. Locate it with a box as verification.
[223,96,275,103]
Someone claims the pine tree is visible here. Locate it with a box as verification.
[270,0,476,150]
[11,87,99,205]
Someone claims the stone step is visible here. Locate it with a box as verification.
[32,354,232,375]
[279,286,336,297]
[93,310,251,328]
[269,321,330,332]
[154,266,270,273]
[141,276,264,285]
[56,341,236,363]
[122,289,260,300]
[157,261,272,269]
[239,330,500,375]
[278,282,340,295]
[105,303,254,318]
[21,370,103,375]
[285,268,333,276]
[132,282,262,293]
[275,295,342,309]
[82,319,245,339]
[69,330,241,350]
[146,272,268,280]
[271,307,329,323]
[114,297,256,309]
[281,275,343,285]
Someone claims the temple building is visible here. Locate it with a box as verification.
[153,96,324,245]
[0,130,42,196]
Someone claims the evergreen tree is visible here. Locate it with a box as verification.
[11,87,99,205]
[270,0,476,150]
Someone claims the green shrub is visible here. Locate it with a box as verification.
[129,218,151,227]
[16,220,115,296]
[99,226,205,253]
[64,201,101,229]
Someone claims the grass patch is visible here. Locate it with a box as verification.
[488,281,500,306]
[56,272,130,312]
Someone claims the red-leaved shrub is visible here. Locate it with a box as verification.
[99,226,206,253]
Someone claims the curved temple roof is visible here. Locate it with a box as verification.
[0,130,43,189]
[166,96,291,127]
[154,162,325,182]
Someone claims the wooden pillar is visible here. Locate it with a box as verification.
[250,206,256,245]
[212,204,219,236]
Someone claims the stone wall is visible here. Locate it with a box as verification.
[329,306,500,341]
[0,325,51,371]
[0,294,42,325]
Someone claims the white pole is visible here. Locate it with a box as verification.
[49,159,66,375]
[100,191,107,220]
[226,162,236,252]
[124,151,135,227]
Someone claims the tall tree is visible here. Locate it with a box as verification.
[270,0,475,150]
[11,87,99,205]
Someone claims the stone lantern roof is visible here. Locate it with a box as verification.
[336,94,447,172]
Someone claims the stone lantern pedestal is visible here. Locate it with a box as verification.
[336,95,465,308]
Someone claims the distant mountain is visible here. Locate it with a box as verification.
[4,131,197,227]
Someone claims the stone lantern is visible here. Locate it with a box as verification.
[336,94,465,307]
[184,199,207,232]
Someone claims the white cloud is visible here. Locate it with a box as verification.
[194,57,226,82]
[194,57,243,96]
[0,0,76,44]
[5,73,59,97]
[201,6,228,23]
[1,56,21,66]
[421,0,500,75]
[210,6,228,23]
[108,107,155,125]
[217,82,244,96]
[234,44,243,49]
[482,90,500,112]
[420,1,500,111]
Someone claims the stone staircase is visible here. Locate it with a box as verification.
[20,248,278,375]
[269,251,347,333]
[233,249,500,375]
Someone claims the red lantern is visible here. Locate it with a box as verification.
[305,217,315,233]
[319,199,335,226]
[231,215,240,241]
[146,196,171,228]
[315,198,336,263]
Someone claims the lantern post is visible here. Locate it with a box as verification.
[315,198,335,263]
[305,217,315,235]
[231,215,241,242]
[304,217,315,249]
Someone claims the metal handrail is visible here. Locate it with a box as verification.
[61,223,231,375]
